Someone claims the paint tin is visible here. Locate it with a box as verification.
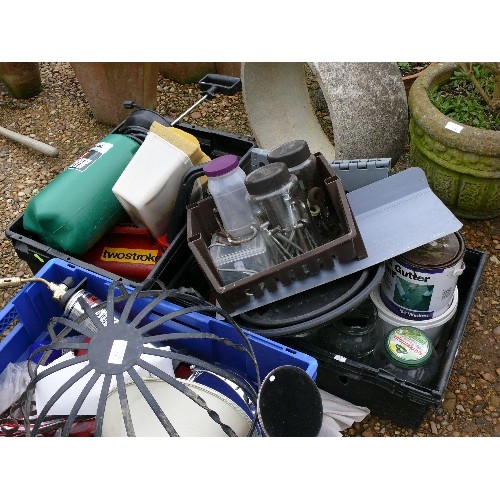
[380,232,465,320]
[370,285,458,347]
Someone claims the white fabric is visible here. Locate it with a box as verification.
[317,388,370,437]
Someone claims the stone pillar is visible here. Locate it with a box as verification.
[70,62,159,125]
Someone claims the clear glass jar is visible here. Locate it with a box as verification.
[301,298,383,360]
[244,162,321,260]
[267,139,341,244]
[368,326,440,386]
[267,139,320,193]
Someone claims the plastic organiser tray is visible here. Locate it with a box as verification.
[0,258,318,386]
[5,121,256,292]
[280,248,488,429]
[187,152,368,314]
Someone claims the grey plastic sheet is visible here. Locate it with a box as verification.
[228,167,463,316]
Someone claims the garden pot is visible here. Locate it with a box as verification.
[0,62,42,99]
[70,63,159,125]
[408,62,500,220]
[159,62,216,83]
[401,63,435,99]
[215,62,241,78]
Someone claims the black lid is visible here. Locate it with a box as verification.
[245,162,292,195]
[268,140,311,168]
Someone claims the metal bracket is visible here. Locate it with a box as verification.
[249,147,270,171]
[330,158,391,192]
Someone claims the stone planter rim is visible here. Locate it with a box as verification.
[408,62,500,157]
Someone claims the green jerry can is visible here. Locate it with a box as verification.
[23,133,139,256]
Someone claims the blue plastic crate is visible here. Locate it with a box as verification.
[0,258,318,387]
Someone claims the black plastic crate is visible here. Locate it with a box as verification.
[5,121,255,292]
[280,248,488,429]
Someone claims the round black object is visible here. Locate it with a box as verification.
[258,365,323,437]
[235,262,385,338]
[268,139,311,168]
[244,162,291,195]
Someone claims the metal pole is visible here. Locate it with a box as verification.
[170,94,209,127]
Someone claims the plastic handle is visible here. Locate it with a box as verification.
[198,74,242,98]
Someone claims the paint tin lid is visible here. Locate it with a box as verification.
[398,231,464,268]
[384,326,433,368]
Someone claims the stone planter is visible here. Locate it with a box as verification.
[401,63,434,99]
[408,62,500,220]
[70,63,159,125]
[0,62,42,99]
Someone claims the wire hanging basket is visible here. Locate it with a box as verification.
[21,279,261,437]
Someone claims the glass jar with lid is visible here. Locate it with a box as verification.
[311,298,382,360]
[368,326,439,386]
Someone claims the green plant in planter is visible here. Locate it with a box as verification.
[397,62,413,75]
[408,62,500,220]
[429,63,500,131]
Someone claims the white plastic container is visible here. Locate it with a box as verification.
[34,345,174,416]
[112,131,193,238]
[203,154,256,239]
[370,285,458,347]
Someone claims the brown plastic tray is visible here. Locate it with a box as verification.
[187,153,367,313]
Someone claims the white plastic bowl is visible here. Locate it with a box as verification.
[102,377,253,437]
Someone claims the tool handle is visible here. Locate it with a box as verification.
[198,74,242,99]
[0,125,59,157]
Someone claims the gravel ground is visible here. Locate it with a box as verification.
[0,62,498,437]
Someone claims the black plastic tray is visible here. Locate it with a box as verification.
[5,121,255,291]
[280,248,488,429]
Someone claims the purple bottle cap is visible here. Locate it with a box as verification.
[203,154,239,177]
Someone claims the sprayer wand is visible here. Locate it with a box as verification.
[0,277,69,301]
